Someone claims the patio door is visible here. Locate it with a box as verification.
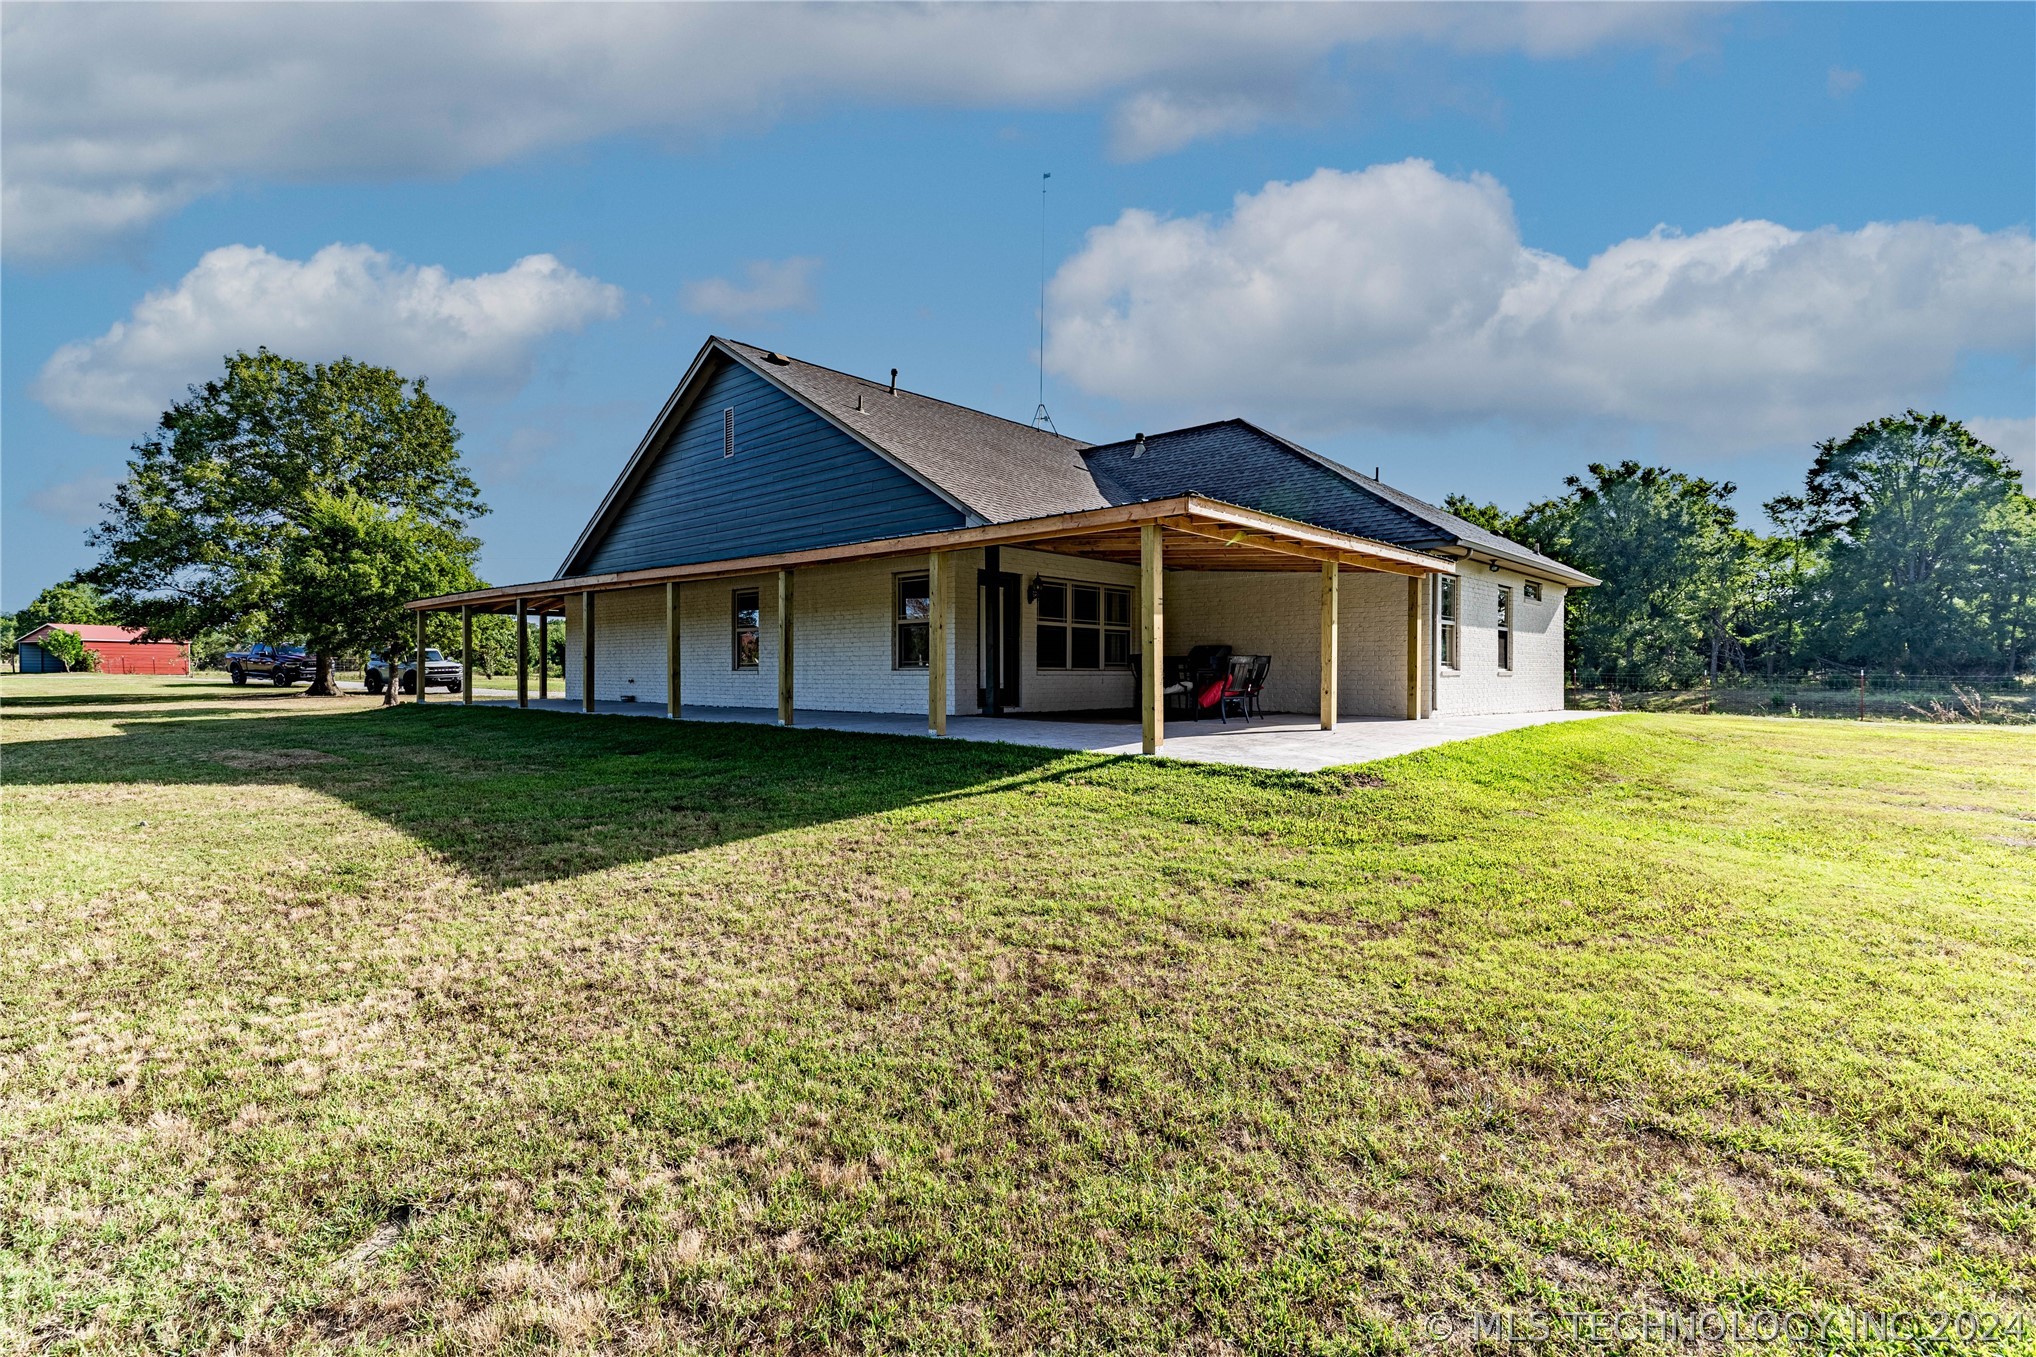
[976,565,1021,713]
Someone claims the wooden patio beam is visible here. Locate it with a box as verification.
[405,495,1451,613]
[1320,561,1339,731]
[776,569,794,727]
[1157,518,1434,576]
[1141,524,1164,756]
[927,551,948,737]
[580,591,595,714]
[515,599,529,709]
[666,582,682,720]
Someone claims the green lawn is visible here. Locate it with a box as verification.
[3,675,2032,1355]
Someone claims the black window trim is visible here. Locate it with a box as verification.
[732,585,761,670]
[893,571,931,670]
[1034,576,1133,672]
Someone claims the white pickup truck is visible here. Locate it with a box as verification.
[364,648,463,695]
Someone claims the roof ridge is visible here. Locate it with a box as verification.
[1080,417,1249,453]
[720,336,1089,448]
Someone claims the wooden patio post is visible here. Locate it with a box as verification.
[1140,523,1164,756]
[515,599,529,708]
[666,582,682,720]
[776,569,794,727]
[414,608,428,704]
[537,614,549,701]
[1319,560,1339,731]
[1404,577,1421,720]
[580,591,596,714]
[460,605,474,705]
[927,551,948,736]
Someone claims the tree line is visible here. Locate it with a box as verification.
[1447,413,2035,686]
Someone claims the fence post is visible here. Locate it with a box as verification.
[1858,669,1866,721]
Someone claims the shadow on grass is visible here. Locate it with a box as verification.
[1,698,1097,887]
[0,677,308,709]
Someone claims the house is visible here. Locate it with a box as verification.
[16,623,190,675]
[408,337,1596,755]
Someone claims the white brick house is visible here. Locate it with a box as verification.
[413,337,1595,755]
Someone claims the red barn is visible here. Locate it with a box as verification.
[17,623,190,675]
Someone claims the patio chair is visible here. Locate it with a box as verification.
[1239,654,1271,719]
[1214,654,1258,723]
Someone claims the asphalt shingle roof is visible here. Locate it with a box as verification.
[721,340,1105,523]
[1080,420,1595,583]
[708,340,1594,584]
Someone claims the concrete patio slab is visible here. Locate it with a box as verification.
[426,692,1613,773]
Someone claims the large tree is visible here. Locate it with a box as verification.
[277,492,480,706]
[1766,411,2034,671]
[85,349,485,695]
[1500,462,1749,686]
[17,580,116,632]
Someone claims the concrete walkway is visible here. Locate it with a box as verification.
[423,692,1611,772]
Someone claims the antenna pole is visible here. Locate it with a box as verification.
[1033,171,1056,433]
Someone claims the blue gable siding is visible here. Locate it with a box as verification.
[575,359,965,575]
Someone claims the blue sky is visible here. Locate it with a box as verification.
[4,2,2032,609]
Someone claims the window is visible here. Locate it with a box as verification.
[732,588,760,668]
[1035,580,1131,670]
[723,407,735,458]
[894,574,930,668]
[1524,580,1543,603]
[1496,586,1513,672]
[1438,577,1458,671]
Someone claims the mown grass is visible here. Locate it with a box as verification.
[2,674,2032,1355]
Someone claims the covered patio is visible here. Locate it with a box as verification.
[406,495,1458,758]
[442,695,1606,773]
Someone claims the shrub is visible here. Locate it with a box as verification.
[39,628,100,673]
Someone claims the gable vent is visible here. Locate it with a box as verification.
[723,407,735,459]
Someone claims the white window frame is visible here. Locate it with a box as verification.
[1523,580,1543,603]
[1438,576,1459,672]
[1496,585,1513,674]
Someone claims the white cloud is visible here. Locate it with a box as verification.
[1109,91,1278,161]
[1827,66,1865,98]
[682,257,821,321]
[0,3,1714,260]
[27,473,118,527]
[1044,160,2035,452]
[35,243,624,435]
[1969,417,2036,484]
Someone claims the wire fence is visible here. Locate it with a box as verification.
[1567,671,2035,724]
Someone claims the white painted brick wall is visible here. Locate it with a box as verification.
[1168,570,1415,718]
[561,557,1567,718]
[1433,570,1566,716]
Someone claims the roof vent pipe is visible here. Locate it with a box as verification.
[1132,431,1146,459]
[889,368,898,396]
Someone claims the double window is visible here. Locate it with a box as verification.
[1036,581,1131,670]
[732,588,760,668]
[1438,577,1459,671]
[1496,586,1513,673]
[894,574,931,668]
